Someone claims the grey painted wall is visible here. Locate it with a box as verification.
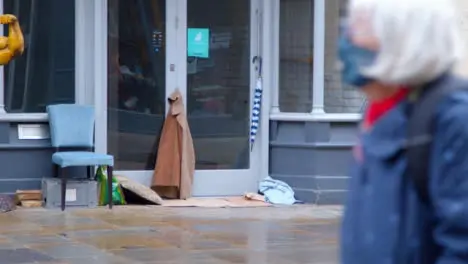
[0,121,86,195]
[269,120,359,204]
[0,118,359,205]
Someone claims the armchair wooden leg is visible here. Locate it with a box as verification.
[53,164,59,178]
[107,166,114,209]
[60,167,67,211]
[87,166,93,179]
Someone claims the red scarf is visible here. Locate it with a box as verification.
[363,89,409,129]
[354,88,409,162]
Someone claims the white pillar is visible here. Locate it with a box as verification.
[94,0,108,154]
[311,0,325,114]
[75,0,95,105]
[0,0,6,114]
[270,0,280,114]
[259,0,272,183]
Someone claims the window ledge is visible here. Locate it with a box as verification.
[269,112,362,122]
[0,113,48,122]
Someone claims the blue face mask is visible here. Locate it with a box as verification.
[338,34,377,87]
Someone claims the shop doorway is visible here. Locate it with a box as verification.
[105,0,261,196]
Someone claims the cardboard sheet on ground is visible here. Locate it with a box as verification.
[116,175,163,205]
[114,176,269,208]
[161,194,271,208]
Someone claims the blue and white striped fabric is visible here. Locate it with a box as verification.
[250,56,263,151]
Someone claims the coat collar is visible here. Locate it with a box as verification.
[168,89,184,116]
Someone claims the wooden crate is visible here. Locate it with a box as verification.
[16,190,42,202]
[20,200,43,208]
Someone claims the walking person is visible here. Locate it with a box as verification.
[339,0,468,263]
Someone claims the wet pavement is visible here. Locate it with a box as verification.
[0,205,342,264]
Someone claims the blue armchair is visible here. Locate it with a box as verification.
[47,104,114,211]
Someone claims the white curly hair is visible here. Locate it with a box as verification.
[349,0,464,85]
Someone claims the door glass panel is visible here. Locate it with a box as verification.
[187,0,251,170]
[108,0,166,170]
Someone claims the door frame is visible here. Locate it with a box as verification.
[92,0,267,196]
[177,0,263,196]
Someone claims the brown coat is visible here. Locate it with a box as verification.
[152,90,195,199]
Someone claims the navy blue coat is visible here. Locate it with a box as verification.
[341,75,468,264]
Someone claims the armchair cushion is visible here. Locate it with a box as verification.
[52,151,114,168]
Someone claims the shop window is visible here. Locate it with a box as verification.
[278,0,313,113]
[3,0,75,113]
[324,0,365,113]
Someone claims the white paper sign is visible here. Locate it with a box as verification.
[66,189,77,202]
[210,32,231,49]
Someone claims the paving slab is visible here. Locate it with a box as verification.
[0,205,342,264]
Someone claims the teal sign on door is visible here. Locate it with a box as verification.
[187,28,210,58]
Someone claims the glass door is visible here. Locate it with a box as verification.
[181,0,261,196]
[106,0,261,196]
[107,0,177,185]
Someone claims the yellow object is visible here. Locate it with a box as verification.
[0,14,24,65]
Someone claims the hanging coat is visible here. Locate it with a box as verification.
[152,90,195,199]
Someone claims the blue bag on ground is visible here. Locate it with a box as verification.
[259,176,297,205]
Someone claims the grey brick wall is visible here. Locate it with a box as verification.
[454,0,468,77]
[278,0,314,113]
[279,0,364,114]
[324,0,364,113]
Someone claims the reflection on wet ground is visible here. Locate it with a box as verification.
[0,205,342,264]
